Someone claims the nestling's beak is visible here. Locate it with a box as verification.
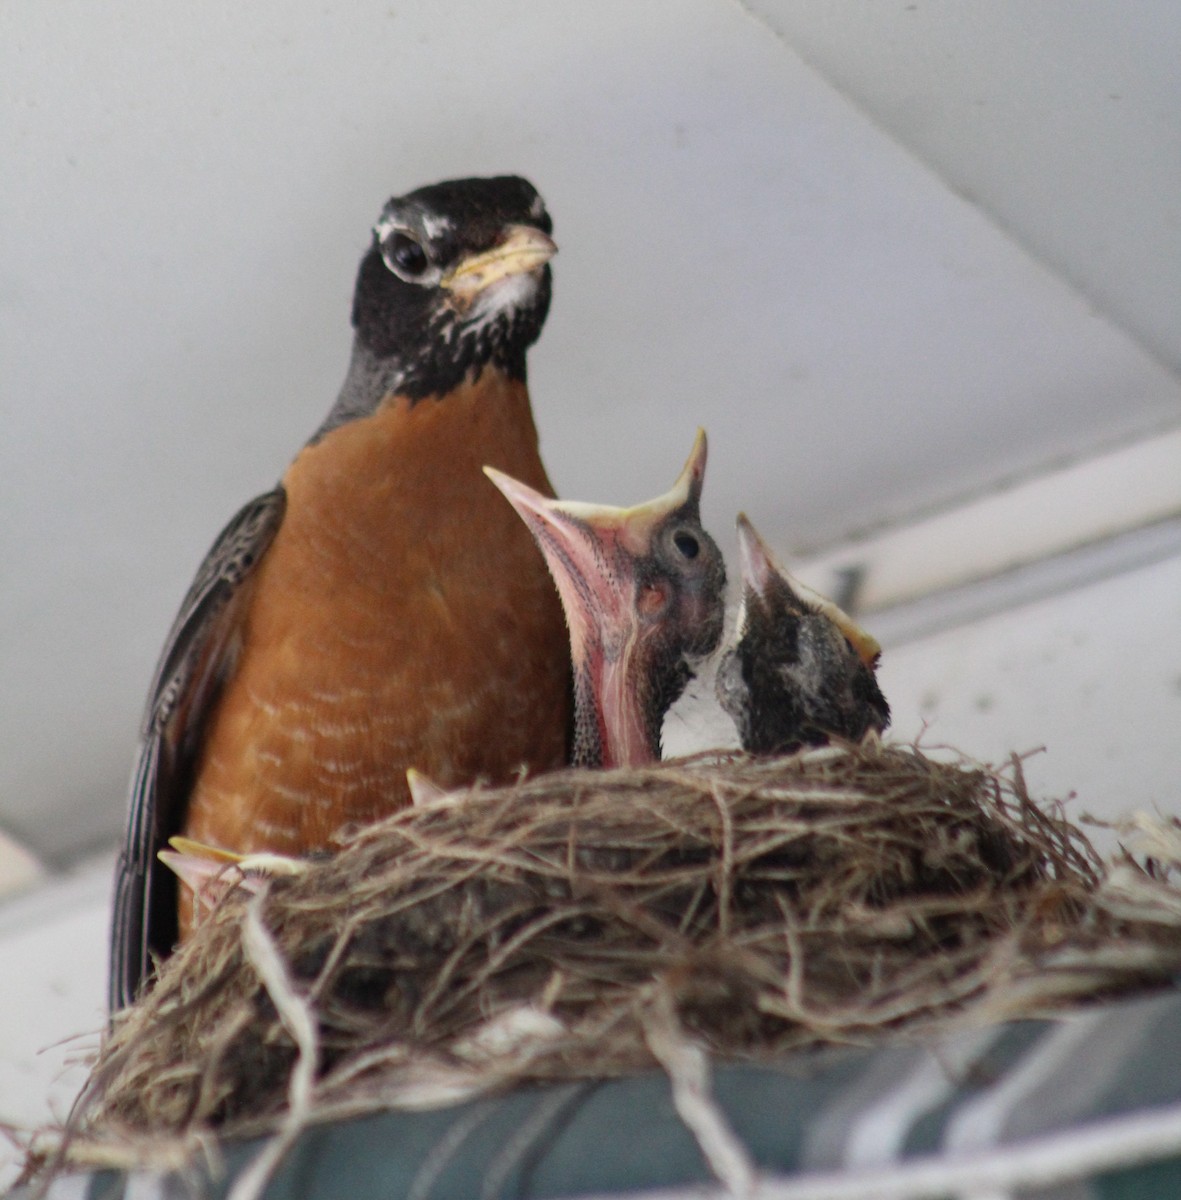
[549,427,707,557]
[484,430,708,651]
[486,430,716,768]
[735,513,881,669]
[441,223,557,299]
[158,836,305,902]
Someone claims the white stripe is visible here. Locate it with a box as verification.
[944,993,1172,1155]
[944,1016,1101,1156]
[41,1177,92,1200]
[124,1172,174,1200]
[843,1027,1003,1168]
[564,1099,1181,1200]
[800,1049,926,1169]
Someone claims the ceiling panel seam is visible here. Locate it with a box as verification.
[724,0,1181,393]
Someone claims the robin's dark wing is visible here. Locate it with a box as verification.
[109,488,286,1010]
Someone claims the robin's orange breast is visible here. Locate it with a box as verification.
[182,371,570,861]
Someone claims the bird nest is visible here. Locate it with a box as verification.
[59,742,1181,1171]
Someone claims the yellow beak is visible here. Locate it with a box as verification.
[441,223,557,299]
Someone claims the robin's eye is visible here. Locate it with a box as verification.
[382,232,430,281]
[672,530,700,560]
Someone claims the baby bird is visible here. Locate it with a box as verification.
[716,514,889,754]
[485,430,727,767]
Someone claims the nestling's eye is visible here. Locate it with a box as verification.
[672,530,700,560]
[381,232,431,281]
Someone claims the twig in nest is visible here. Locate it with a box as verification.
[643,987,757,1197]
[710,781,736,938]
[226,892,319,1200]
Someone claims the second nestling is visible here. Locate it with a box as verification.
[716,514,891,755]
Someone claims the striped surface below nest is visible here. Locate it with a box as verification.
[74,741,1181,1152]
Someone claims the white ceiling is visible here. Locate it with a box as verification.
[749,0,1181,379]
[2,1,1179,861]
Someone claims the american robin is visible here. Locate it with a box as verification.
[110,176,572,1009]
[485,430,727,768]
[715,514,889,755]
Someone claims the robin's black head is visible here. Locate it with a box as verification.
[717,515,890,756]
[350,175,554,400]
[486,430,727,769]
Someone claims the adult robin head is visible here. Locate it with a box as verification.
[110,176,571,1010]
[716,515,890,756]
[486,430,727,768]
[328,175,555,425]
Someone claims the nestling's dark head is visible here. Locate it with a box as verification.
[717,515,890,755]
[351,175,555,399]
